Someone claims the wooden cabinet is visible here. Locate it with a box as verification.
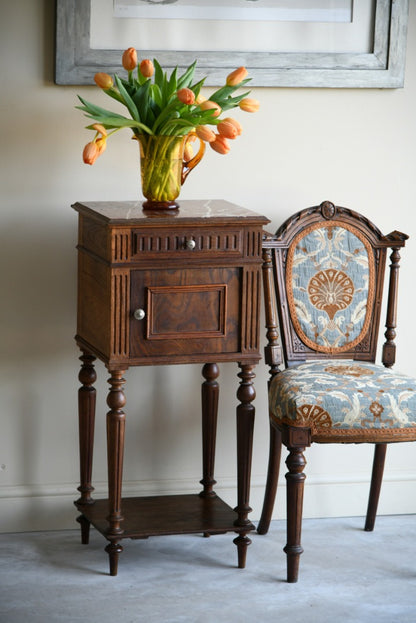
[73,200,269,575]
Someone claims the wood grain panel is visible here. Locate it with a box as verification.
[130,267,240,359]
[147,284,227,340]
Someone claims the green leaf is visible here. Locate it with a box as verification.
[114,74,141,122]
[190,78,205,100]
[83,115,152,133]
[177,61,197,89]
[153,58,171,107]
[131,79,151,125]
[153,59,165,89]
[150,83,163,109]
[167,67,178,96]
[220,90,251,113]
[152,102,181,134]
[101,88,125,105]
[209,79,251,105]
[76,96,126,120]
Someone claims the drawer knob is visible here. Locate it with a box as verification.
[185,238,196,250]
[133,308,146,321]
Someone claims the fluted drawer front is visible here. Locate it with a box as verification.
[131,228,243,258]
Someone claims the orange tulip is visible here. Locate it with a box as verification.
[239,97,260,113]
[94,73,114,89]
[199,100,222,117]
[91,123,107,137]
[177,88,195,105]
[140,59,154,78]
[122,47,138,71]
[226,66,248,87]
[82,142,100,165]
[210,134,230,155]
[195,125,216,143]
[223,117,242,136]
[217,120,238,140]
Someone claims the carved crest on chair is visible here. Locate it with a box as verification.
[320,201,336,219]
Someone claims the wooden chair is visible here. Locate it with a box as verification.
[257,200,416,582]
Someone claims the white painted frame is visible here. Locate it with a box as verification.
[55,0,409,87]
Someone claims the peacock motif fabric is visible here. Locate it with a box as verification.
[269,360,416,443]
[286,222,375,353]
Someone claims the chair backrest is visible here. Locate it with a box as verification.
[262,201,408,371]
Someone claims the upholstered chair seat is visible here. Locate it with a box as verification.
[269,360,416,443]
[257,201,412,583]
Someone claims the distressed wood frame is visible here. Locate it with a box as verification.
[55,0,409,88]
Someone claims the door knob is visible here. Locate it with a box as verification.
[133,308,146,320]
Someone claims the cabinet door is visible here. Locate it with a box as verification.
[130,267,241,360]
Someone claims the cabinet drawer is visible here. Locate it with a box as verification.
[130,267,240,359]
[131,228,243,258]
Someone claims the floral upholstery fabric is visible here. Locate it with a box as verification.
[269,360,416,443]
[286,222,375,354]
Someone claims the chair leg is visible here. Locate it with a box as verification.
[257,422,282,535]
[284,446,306,583]
[365,443,387,532]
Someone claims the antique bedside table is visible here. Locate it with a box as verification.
[72,199,270,575]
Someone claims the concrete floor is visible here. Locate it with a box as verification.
[1,515,415,623]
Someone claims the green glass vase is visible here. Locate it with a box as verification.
[137,133,205,210]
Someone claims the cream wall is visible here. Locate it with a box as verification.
[1,0,415,532]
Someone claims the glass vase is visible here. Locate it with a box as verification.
[137,133,205,210]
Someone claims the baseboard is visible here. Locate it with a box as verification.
[1,473,415,533]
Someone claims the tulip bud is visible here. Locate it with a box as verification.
[140,59,154,78]
[177,88,195,105]
[239,97,260,113]
[96,137,107,155]
[217,120,238,140]
[199,100,222,117]
[226,66,248,87]
[223,117,242,136]
[94,73,114,89]
[195,125,216,143]
[122,47,138,71]
[82,142,100,165]
[210,134,230,155]
[195,94,206,105]
[91,123,107,137]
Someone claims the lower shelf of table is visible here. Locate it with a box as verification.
[75,493,255,540]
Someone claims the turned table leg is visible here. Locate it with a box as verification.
[233,363,256,569]
[106,369,127,575]
[200,363,220,537]
[105,542,124,577]
[76,350,97,544]
[200,363,220,499]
